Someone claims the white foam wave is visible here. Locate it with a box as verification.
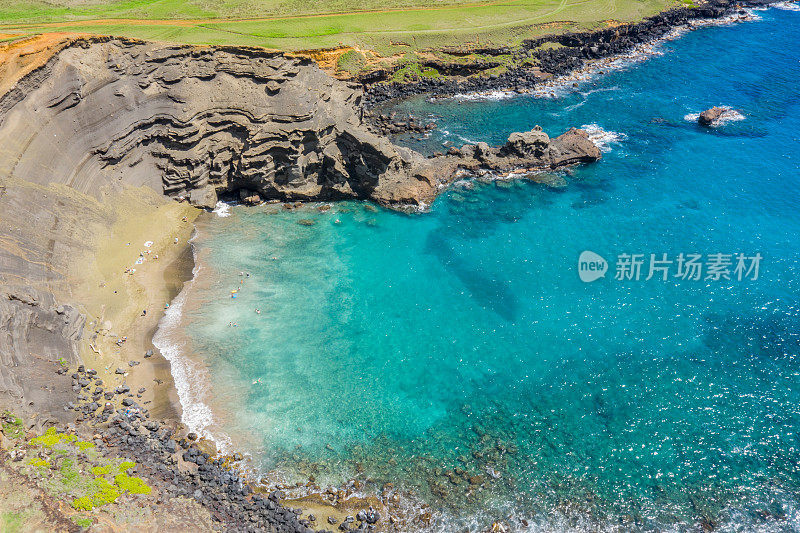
[449,90,516,102]
[212,201,232,217]
[715,109,746,125]
[581,123,627,152]
[773,1,800,10]
[152,233,233,453]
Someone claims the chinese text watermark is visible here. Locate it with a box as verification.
[579,251,762,283]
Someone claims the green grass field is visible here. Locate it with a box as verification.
[0,0,680,54]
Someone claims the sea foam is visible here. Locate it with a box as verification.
[152,234,233,453]
[773,1,800,10]
[440,7,764,103]
[212,201,232,217]
[581,123,627,152]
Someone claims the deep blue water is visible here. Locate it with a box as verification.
[165,7,800,531]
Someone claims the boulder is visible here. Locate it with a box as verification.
[698,106,725,126]
[501,126,550,158]
[548,128,602,167]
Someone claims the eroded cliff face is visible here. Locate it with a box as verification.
[0,37,600,210]
[0,38,431,207]
[0,286,84,420]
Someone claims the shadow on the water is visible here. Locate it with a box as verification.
[702,308,800,364]
[424,231,520,322]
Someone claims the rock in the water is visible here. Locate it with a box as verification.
[699,106,725,126]
[548,128,603,167]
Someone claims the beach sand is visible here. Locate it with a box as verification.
[67,186,199,425]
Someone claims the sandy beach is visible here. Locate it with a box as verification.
[66,187,199,426]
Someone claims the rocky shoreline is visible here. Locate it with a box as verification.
[360,0,777,106]
[0,37,599,212]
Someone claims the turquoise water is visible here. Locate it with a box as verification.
[170,7,800,531]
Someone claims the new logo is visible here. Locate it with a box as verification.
[578,251,608,283]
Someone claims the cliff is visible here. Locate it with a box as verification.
[0,37,598,210]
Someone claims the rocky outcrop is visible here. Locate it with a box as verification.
[0,38,414,208]
[0,38,598,210]
[698,106,726,126]
[0,286,84,422]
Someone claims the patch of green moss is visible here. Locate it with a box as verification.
[71,496,94,511]
[75,441,95,451]
[71,467,150,510]
[29,427,76,448]
[392,61,423,82]
[59,458,81,489]
[71,477,122,510]
[71,516,93,528]
[1,510,25,533]
[114,472,151,495]
[91,464,113,476]
[336,50,367,75]
[28,458,50,467]
[91,477,122,506]
[420,66,440,78]
[1,412,25,440]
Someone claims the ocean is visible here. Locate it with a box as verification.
[154,5,800,530]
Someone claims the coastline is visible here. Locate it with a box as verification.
[151,214,239,454]
[361,0,781,107]
[136,4,792,530]
[0,2,796,531]
[432,7,764,103]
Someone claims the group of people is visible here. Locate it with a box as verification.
[227,271,264,326]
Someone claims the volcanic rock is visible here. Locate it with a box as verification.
[698,106,725,126]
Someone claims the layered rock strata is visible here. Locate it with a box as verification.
[0,38,599,210]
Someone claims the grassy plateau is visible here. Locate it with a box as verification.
[0,0,681,55]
